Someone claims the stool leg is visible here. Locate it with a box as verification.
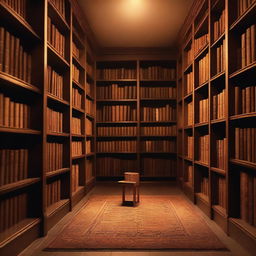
[122,185,125,204]
[137,186,140,202]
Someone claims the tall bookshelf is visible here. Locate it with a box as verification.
[177,0,256,253]
[95,60,177,179]
[0,0,96,255]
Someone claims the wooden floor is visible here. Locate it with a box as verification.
[19,182,251,256]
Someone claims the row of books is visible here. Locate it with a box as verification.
[141,86,176,99]
[241,24,256,68]
[96,157,137,177]
[72,87,83,109]
[72,117,81,135]
[194,34,209,55]
[140,66,176,80]
[97,140,137,152]
[198,52,209,85]
[0,94,30,128]
[216,176,226,209]
[215,138,227,170]
[72,141,83,156]
[97,126,136,136]
[141,105,176,121]
[141,125,177,136]
[86,82,94,98]
[186,136,193,159]
[235,85,256,115]
[96,105,137,122]
[0,149,28,186]
[47,108,63,133]
[213,89,225,120]
[86,99,94,116]
[46,179,61,207]
[185,47,193,67]
[72,64,80,84]
[0,27,32,83]
[0,193,27,232]
[200,176,209,196]
[86,159,94,182]
[213,9,225,42]
[71,164,80,193]
[96,84,137,99]
[216,41,225,74]
[235,127,256,163]
[97,68,136,80]
[72,41,80,60]
[237,0,256,17]
[142,158,177,177]
[185,165,193,185]
[240,171,256,226]
[47,66,64,99]
[86,118,93,136]
[46,142,63,172]
[141,140,176,152]
[48,17,65,57]
[49,0,66,19]
[2,0,27,19]
[198,134,209,164]
[185,71,193,95]
[198,98,209,123]
[186,102,193,126]
[86,140,92,154]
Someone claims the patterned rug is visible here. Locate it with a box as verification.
[46,195,227,250]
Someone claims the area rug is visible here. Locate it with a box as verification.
[46,195,227,250]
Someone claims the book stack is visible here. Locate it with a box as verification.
[47,108,63,133]
[97,67,136,80]
[199,98,209,123]
[216,138,227,169]
[72,117,81,135]
[97,105,137,122]
[141,105,176,121]
[86,118,93,135]
[0,148,28,185]
[47,17,65,57]
[235,128,256,162]
[72,141,83,156]
[71,164,79,193]
[46,180,61,207]
[72,64,80,83]
[240,171,256,226]
[201,176,209,196]
[140,66,176,80]
[213,10,225,41]
[86,82,94,98]
[235,85,256,115]
[0,27,32,83]
[72,87,82,109]
[198,134,209,164]
[97,84,136,99]
[185,47,193,67]
[194,34,209,54]
[47,66,63,99]
[2,0,27,19]
[142,158,177,177]
[86,99,94,116]
[216,40,225,74]
[97,140,136,152]
[241,24,256,68]
[96,156,137,177]
[141,125,176,136]
[237,0,256,17]
[187,136,193,159]
[187,102,193,126]
[72,42,80,60]
[49,0,66,18]
[0,93,30,128]
[0,193,27,232]
[46,142,63,172]
[141,86,176,99]
[198,53,209,85]
[186,165,193,185]
[213,89,225,119]
[86,159,93,181]
[217,176,226,208]
[141,140,176,152]
[97,126,137,136]
[86,140,92,154]
[185,71,193,95]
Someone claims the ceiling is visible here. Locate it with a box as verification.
[78,0,194,49]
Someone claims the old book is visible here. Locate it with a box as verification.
[4,30,10,74]
[0,27,4,71]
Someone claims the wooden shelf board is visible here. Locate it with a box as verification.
[194,43,209,60]
[97,152,137,154]
[72,106,85,114]
[140,98,176,101]
[97,79,136,82]
[48,43,70,68]
[73,30,84,49]
[211,0,223,12]
[0,178,40,196]
[194,161,209,168]
[97,121,137,124]
[0,127,41,135]
[72,56,85,71]
[230,159,256,170]
[183,181,193,190]
[194,12,209,36]
[194,122,209,128]
[229,62,256,79]
[86,93,94,100]
[97,99,137,102]
[72,186,85,198]
[212,205,227,217]
[47,94,69,106]
[140,152,176,154]
[229,218,256,238]
[211,167,226,176]
[210,118,226,124]
[210,32,225,49]
[97,135,137,138]
[196,192,209,203]
[230,112,256,120]
[72,80,84,91]
[46,132,70,137]
[0,218,41,247]
[72,155,86,160]
[184,92,193,101]
[210,71,225,82]
[86,153,95,157]
[140,79,176,82]
[195,80,209,92]
[0,2,40,41]
[0,72,41,94]
[71,134,85,138]
[140,121,176,124]
[140,135,176,138]
[184,125,193,130]
[184,156,193,162]
[45,199,70,217]
[86,113,95,120]
[46,168,70,178]
[86,134,94,138]
[86,71,95,82]
[86,176,95,185]
[183,62,193,74]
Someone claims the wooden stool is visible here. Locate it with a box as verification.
[118,172,140,206]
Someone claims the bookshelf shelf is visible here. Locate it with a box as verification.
[212,205,227,217]
[195,80,209,91]
[140,98,176,101]
[210,70,225,82]
[46,132,70,137]
[97,121,137,124]
[72,56,85,70]
[72,106,84,114]
[140,121,176,124]
[72,80,84,91]
[97,152,137,154]
[86,153,95,157]
[72,30,84,49]
[47,94,70,106]
[86,113,95,120]
[194,160,209,168]
[0,127,41,135]
[211,32,225,48]
[97,99,137,102]
[184,156,193,162]
[45,199,69,217]
[210,118,225,124]
[194,122,209,128]
[97,135,137,138]
[194,44,209,60]
[97,79,137,82]
[194,12,208,36]
[86,93,94,101]
[72,134,85,138]
[211,167,226,176]
[229,112,256,121]
[46,168,70,179]
[183,62,193,74]
[230,159,256,170]
[48,43,70,69]
[72,155,86,160]
[229,62,256,79]
[196,192,210,203]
